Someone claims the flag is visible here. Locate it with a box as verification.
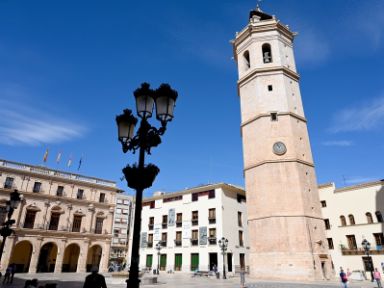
[56,152,62,164]
[78,156,83,171]
[43,149,49,162]
[67,155,73,168]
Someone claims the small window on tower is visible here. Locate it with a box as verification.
[270,113,277,121]
[262,43,272,63]
[268,85,273,91]
[243,50,250,70]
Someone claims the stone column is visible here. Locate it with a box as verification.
[1,235,17,270]
[88,205,95,233]
[54,239,66,273]
[77,239,90,273]
[99,240,111,273]
[28,236,43,273]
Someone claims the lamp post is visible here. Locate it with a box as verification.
[116,82,178,288]
[0,189,21,263]
[155,241,162,275]
[218,237,228,279]
[362,239,374,282]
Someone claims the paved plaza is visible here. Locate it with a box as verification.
[3,272,380,288]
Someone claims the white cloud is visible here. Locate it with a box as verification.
[329,96,384,133]
[321,140,353,147]
[0,99,86,146]
[344,176,377,185]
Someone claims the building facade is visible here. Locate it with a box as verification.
[232,6,331,280]
[0,159,119,273]
[319,180,384,276]
[137,183,249,275]
[110,194,132,266]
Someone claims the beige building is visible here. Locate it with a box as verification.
[110,194,132,266]
[137,183,249,275]
[0,159,120,273]
[319,180,384,276]
[232,6,331,280]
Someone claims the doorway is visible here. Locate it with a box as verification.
[209,253,218,271]
[227,253,233,272]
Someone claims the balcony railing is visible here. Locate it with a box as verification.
[174,240,182,247]
[190,239,198,246]
[341,247,384,255]
[208,217,216,224]
[176,220,182,228]
[192,218,198,226]
[160,241,167,247]
[148,224,154,230]
[162,222,167,229]
[147,242,153,248]
[208,237,217,245]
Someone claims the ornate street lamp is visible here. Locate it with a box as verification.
[218,237,228,279]
[155,241,162,275]
[0,189,21,262]
[116,82,178,288]
[362,239,374,282]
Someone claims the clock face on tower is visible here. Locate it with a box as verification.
[273,141,287,155]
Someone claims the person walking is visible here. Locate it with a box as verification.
[83,266,107,288]
[339,267,349,288]
[10,263,16,284]
[374,268,382,288]
[2,265,12,284]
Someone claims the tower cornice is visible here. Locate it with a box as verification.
[240,112,307,129]
[244,158,315,173]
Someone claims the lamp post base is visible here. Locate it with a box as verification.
[126,277,141,288]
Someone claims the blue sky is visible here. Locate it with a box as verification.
[0,0,383,197]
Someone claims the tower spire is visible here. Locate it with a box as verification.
[256,0,263,11]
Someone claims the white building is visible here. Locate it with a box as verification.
[319,180,384,276]
[110,194,133,266]
[138,183,249,275]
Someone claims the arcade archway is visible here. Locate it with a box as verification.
[62,243,80,272]
[9,241,33,272]
[86,245,102,272]
[37,242,58,273]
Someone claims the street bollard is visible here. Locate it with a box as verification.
[240,271,245,288]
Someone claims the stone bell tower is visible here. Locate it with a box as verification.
[232,6,331,280]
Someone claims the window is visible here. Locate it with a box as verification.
[192,211,198,226]
[240,253,245,269]
[161,232,167,247]
[270,112,277,121]
[239,230,244,247]
[346,235,357,250]
[175,231,182,246]
[77,189,84,200]
[237,194,246,203]
[113,229,119,237]
[4,177,14,189]
[116,209,122,214]
[208,228,216,244]
[320,200,327,207]
[160,254,167,271]
[268,85,273,91]
[146,255,153,268]
[191,253,199,271]
[147,234,153,247]
[366,212,373,224]
[208,190,215,199]
[238,212,243,227]
[176,213,182,227]
[376,211,383,223]
[174,254,182,271]
[191,230,198,246]
[56,186,64,197]
[374,233,384,247]
[324,219,331,230]
[33,182,42,193]
[348,214,355,225]
[117,199,123,204]
[48,213,60,230]
[95,217,104,234]
[340,215,346,226]
[262,43,272,63]
[72,215,82,232]
[23,210,37,229]
[327,238,334,250]
[162,215,168,229]
[243,50,250,70]
[208,208,216,224]
[192,193,198,202]
[99,193,106,203]
[148,217,154,230]
[122,209,129,214]
[0,207,6,226]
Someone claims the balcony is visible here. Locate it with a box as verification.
[176,220,182,228]
[160,241,167,247]
[174,240,182,247]
[162,222,167,229]
[341,247,384,255]
[208,217,216,224]
[208,237,217,245]
[148,224,154,230]
[190,239,198,246]
[147,242,153,248]
[192,218,198,226]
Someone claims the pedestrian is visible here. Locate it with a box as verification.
[10,263,16,284]
[23,280,32,288]
[374,268,382,288]
[83,266,107,288]
[339,267,349,288]
[27,278,39,288]
[381,262,384,274]
[2,265,12,284]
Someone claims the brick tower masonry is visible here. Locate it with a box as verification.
[232,7,332,280]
